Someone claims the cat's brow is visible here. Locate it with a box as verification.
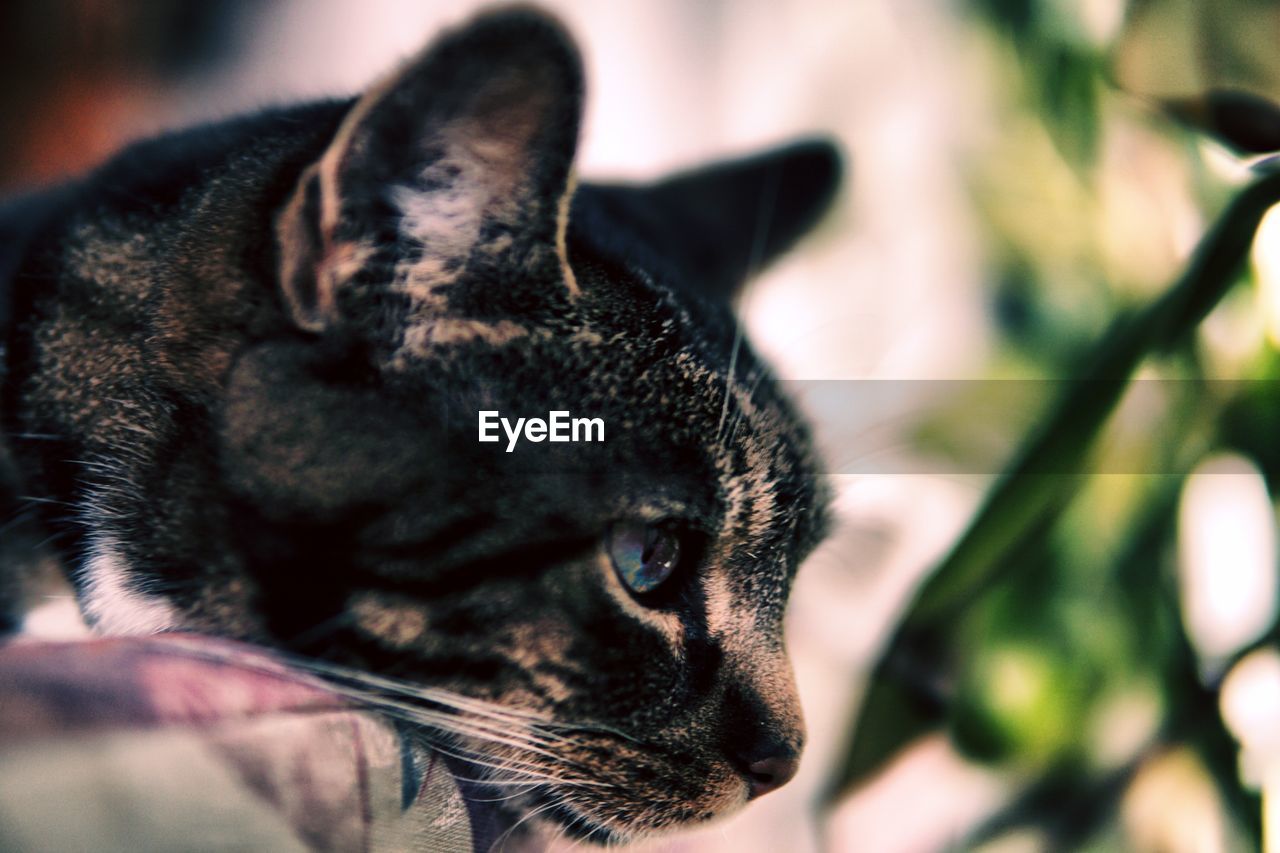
[359,536,599,594]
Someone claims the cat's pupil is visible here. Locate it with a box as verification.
[607,521,681,595]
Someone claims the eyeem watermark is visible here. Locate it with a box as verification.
[479,411,605,452]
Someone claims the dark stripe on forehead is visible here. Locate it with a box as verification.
[359,535,598,597]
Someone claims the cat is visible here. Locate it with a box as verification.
[0,6,839,845]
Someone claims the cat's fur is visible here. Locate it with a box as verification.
[0,7,839,843]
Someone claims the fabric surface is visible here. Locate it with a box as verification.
[0,635,493,852]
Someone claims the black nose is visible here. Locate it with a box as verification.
[739,747,800,799]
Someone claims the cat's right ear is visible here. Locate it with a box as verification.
[276,8,584,333]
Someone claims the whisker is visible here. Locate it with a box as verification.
[5,432,65,442]
[158,637,626,794]
[280,609,359,650]
[417,740,588,788]
[495,798,558,853]
[716,321,744,450]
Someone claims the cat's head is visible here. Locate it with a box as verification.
[103,8,838,843]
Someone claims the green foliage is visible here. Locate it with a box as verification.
[829,1,1280,846]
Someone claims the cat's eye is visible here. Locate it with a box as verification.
[607,521,683,595]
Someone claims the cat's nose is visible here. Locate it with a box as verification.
[739,745,800,799]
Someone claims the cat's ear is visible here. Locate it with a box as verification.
[277,8,584,332]
[575,140,842,301]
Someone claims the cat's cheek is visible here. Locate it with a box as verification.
[348,591,428,649]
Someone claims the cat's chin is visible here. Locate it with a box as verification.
[535,799,629,846]
[523,774,752,845]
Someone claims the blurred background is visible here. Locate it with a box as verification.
[5,0,1280,850]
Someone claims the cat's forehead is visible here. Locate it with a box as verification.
[569,260,828,562]
[372,248,826,556]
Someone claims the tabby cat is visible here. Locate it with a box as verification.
[0,6,839,844]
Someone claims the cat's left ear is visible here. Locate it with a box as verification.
[573,140,842,301]
[277,8,584,332]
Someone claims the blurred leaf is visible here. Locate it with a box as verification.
[930,165,1280,638]
[970,0,1039,40]
[830,508,1065,793]
[835,672,947,791]
[1164,89,1280,154]
[1218,349,1280,489]
[1164,628,1264,845]
[967,758,1141,849]
[972,0,1108,168]
[952,640,1095,767]
[990,256,1101,362]
[828,170,1280,800]
[1038,43,1102,168]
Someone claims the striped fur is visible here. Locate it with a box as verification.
[0,8,839,843]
